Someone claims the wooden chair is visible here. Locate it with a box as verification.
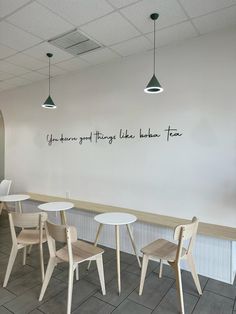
[3,211,47,287]
[139,217,202,314]
[0,179,12,215]
[39,221,106,314]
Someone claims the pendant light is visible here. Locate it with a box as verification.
[144,13,163,94]
[42,53,57,109]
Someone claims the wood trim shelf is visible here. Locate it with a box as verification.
[28,192,236,241]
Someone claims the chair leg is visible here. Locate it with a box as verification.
[75,264,79,281]
[96,255,106,295]
[67,264,74,314]
[39,257,56,301]
[87,223,103,271]
[115,225,121,295]
[3,246,18,287]
[139,254,149,295]
[172,262,185,314]
[28,245,33,256]
[159,259,163,278]
[23,246,27,265]
[126,224,141,268]
[0,202,4,215]
[39,242,45,282]
[186,254,202,295]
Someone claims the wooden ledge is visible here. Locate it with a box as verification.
[28,193,236,241]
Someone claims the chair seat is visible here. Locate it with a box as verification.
[17,229,47,245]
[56,240,104,263]
[141,238,187,261]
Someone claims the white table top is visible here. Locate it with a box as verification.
[38,201,74,212]
[95,212,137,225]
[0,194,30,202]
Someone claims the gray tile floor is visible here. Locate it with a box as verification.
[0,211,235,314]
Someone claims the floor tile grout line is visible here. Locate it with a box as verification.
[34,308,45,314]
[124,275,155,311]
[204,288,236,301]
[91,294,117,309]
[126,297,154,311]
[191,296,201,313]
[3,286,18,297]
[233,297,236,312]
[70,288,100,314]
[150,279,176,313]
[2,305,14,314]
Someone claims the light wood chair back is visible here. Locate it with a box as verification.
[0,179,12,215]
[3,211,48,288]
[40,221,106,314]
[10,211,47,228]
[0,179,11,196]
[139,216,202,314]
[46,221,77,243]
[45,221,77,263]
[174,216,198,262]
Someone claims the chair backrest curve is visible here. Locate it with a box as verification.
[46,221,77,243]
[11,212,47,228]
[174,217,199,260]
[0,180,11,196]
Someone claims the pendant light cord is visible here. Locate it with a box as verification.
[48,56,51,95]
[153,18,156,75]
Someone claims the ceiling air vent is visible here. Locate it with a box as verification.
[49,29,101,56]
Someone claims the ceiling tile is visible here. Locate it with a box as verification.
[55,57,90,71]
[7,2,74,40]
[146,21,198,47]
[0,60,29,75]
[193,6,236,34]
[5,53,46,70]
[111,36,152,56]
[107,0,139,9]
[0,81,12,90]
[37,64,67,76]
[0,43,17,59]
[38,0,114,26]
[0,21,41,50]
[4,76,31,87]
[0,0,31,18]
[23,42,73,63]
[121,0,188,33]
[179,0,236,18]
[0,71,14,80]
[19,71,47,82]
[80,12,140,45]
[80,48,119,64]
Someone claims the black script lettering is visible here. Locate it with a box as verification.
[60,134,78,143]
[139,128,161,138]
[164,126,183,141]
[46,134,59,146]
[94,131,116,144]
[79,132,92,145]
[119,129,135,139]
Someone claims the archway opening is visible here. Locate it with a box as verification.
[0,111,5,181]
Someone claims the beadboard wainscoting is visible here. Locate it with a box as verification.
[20,200,236,285]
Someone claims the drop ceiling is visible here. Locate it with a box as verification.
[0,0,236,92]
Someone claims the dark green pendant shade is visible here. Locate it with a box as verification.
[144,74,163,94]
[42,53,57,109]
[144,13,163,94]
[42,95,57,109]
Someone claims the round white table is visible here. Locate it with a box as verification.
[0,194,30,213]
[38,201,74,224]
[88,212,141,294]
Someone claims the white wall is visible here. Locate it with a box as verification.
[1,26,236,227]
